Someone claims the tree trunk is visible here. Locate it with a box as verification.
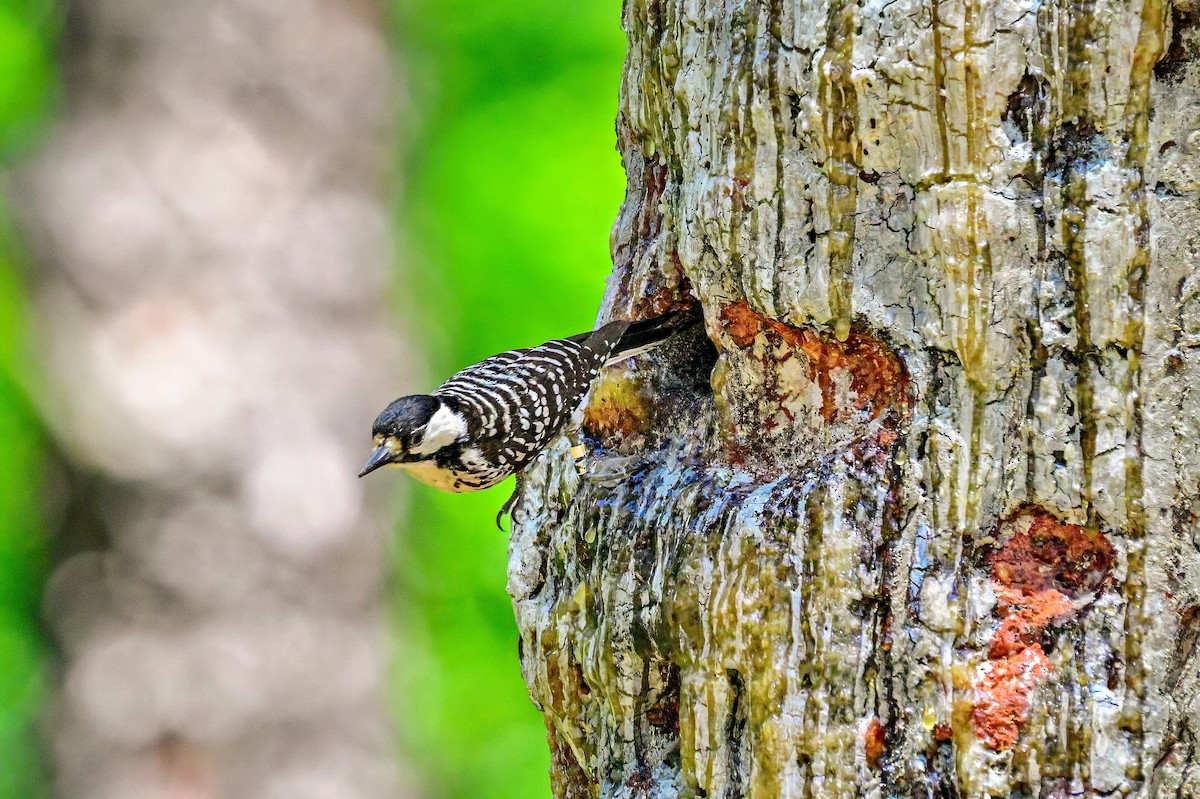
[15,2,410,796]
[509,0,1200,796]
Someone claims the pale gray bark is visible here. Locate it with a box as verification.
[510,0,1200,797]
[15,1,411,796]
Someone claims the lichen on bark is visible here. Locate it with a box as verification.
[509,0,1200,796]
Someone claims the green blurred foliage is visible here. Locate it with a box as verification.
[391,1,626,796]
[0,0,58,160]
[0,1,57,794]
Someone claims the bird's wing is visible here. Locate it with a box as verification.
[436,348,528,387]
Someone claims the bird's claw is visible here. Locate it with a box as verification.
[496,473,527,531]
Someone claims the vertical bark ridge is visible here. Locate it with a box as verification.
[817,0,861,341]
[1120,0,1169,781]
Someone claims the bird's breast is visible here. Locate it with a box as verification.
[397,454,508,493]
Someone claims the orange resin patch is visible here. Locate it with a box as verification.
[990,510,1115,596]
[865,717,886,769]
[717,300,908,423]
[971,508,1114,750]
[971,644,1054,750]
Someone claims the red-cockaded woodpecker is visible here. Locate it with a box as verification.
[359,311,682,524]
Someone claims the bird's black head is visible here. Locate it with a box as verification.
[359,395,440,477]
[360,394,468,478]
[371,394,440,441]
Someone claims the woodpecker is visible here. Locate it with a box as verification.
[359,311,683,525]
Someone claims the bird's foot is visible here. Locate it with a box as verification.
[495,473,527,531]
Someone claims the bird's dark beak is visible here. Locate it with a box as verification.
[358,445,396,478]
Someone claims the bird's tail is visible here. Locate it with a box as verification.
[603,306,699,366]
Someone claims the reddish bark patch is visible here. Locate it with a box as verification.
[990,509,1115,597]
[639,269,696,317]
[865,717,886,769]
[971,507,1114,750]
[972,645,1054,750]
[717,300,908,423]
[971,586,1071,749]
[987,587,1074,659]
[720,301,762,349]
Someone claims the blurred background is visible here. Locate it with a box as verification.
[0,0,624,797]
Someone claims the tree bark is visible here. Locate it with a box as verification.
[509,0,1200,797]
[15,2,410,796]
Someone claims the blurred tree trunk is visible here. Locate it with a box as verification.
[510,0,1200,797]
[15,1,411,797]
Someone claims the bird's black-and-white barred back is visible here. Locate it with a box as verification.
[433,320,629,480]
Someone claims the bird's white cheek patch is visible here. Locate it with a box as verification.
[410,404,467,455]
